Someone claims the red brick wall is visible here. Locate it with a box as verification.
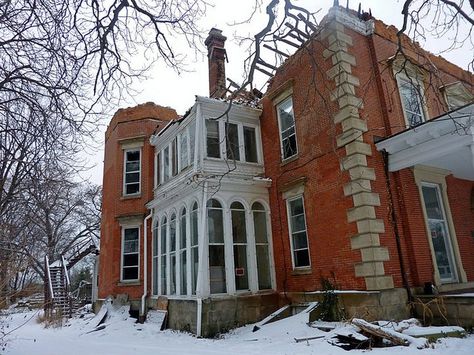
[99,103,177,299]
[260,14,474,292]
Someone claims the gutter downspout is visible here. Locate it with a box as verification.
[367,33,413,305]
[141,211,153,321]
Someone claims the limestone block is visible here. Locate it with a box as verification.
[357,219,385,234]
[340,153,367,171]
[351,233,380,249]
[355,261,385,277]
[352,192,381,207]
[334,72,360,87]
[343,179,372,196]
[361,247,390,262]
[349,166,376,181]
[365,275,394,290]
[331,51,356,66]
[333,105,359,124]
[336,128,364,148]
[322,40,349,59]
[327,62,352,79]
[345,141,372,157]
[330,83,356,101]
[347,205,376,223]
[338,95,363,110]
[327,31,353,46]
[341,117,368,133]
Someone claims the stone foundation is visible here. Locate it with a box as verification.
[413,295,474,328]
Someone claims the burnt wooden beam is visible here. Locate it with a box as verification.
[274,35,301,49]
[263,44,289,58]
[256,59,278,71]
[255,65,274,77]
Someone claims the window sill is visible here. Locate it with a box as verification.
[291,267,312,276]
[280,155,298,167]
[121,193,141,200]
[117,280,141,287]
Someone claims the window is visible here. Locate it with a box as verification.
[124,150,140,195]
[189,121,196,165]
[152,221,159,295]
[163,146,170,182]
[160,217,167,294]
[225,123,240,161]
[244,126,258,163]
[180,132,189,171]
[206,120,221,158]
[121,227,139,281]
[252,202,272,289]
[207,199,226,293]
[398,76,426,127]
[169,213,177,295]
[276,97,298,160]
[231,202,249,291]
[190,202,199,294]
[155,152,161,187]
[179,208,187,295]
[287,196,310,268]
[171,138,178,176]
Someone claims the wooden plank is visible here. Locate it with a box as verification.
[263,44,289,58]
[252,304,290,332]
[294,335,325,343]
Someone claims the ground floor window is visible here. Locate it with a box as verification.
[287,196,310,268]
[153,198,273,297]
[121,227,139,281]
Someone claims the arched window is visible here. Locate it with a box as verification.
[179,208,187,295]
[160,216,167,295]
[252,202,272,290]
[152,220,159,295]
[207,199,226,294]
[230,201,249,290]
[169,213,177,295]
[190,202,199,294]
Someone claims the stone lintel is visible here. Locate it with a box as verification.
[355,261,385,277]
[351,233,381,250]
[352,192,381,207]
[365,275,394,291]
[326,62,352,79]
[331,51,356,66]
[349,166,376,181]
[347,205,376,223]
[336,128,364,148]
[340,153,367,171]
[344,179,372,196]
[357,219,385,234]
[338,95,363,110]
[361,247,390,262]
[345,141,372,157]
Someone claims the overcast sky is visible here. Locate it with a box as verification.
[81,0,471,185]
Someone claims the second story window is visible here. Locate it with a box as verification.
[276,96,298,160]
[180,132,189,171]
[243,126,258,163]
[124,149,140,195]
[206,119,221,158]
[397,76,427,127]
[225,122,240,161]
[171,138,178,176]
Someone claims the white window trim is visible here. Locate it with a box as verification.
[123,148,141,196]
[285,195,310,270]
[120,226,140,282]
[413,165,467,287]
[275,96,298,161]
[151,220,159,295]
[396,73,429,128]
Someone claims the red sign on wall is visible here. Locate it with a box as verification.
[235,268,245,276]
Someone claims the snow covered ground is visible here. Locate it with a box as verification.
[1,305,473,355]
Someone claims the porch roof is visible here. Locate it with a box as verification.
[375,103,474,181]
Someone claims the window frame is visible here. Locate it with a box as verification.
[275,95,298,161]
[123,148,141,196]
[286,195,310,269]
[396,73,428,128]
[120,226,140,282]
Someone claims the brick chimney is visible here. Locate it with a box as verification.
[205,28,227,99]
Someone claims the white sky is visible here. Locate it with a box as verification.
[80,0,472,185]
